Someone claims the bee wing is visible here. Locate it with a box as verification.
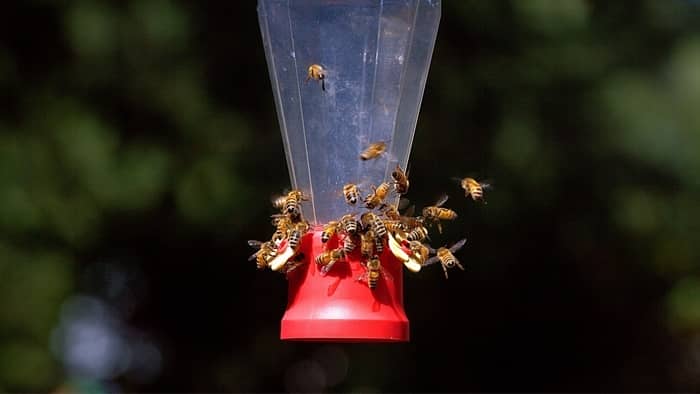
[449,238,467,253]
[248,240,263,248]
[435,194,449,207]
[248,251,259,261]
[402,204,415,217]
[423,256,440,267]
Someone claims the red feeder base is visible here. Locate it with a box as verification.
[280,229,409,342]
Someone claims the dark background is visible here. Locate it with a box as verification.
[1,0,700,392]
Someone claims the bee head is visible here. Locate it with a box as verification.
[446,261,455,268]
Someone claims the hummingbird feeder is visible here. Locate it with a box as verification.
[257,0,441,342]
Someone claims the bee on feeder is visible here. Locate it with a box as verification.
[342,183,361,205]
[248,240,277,269]
[360,230,375,259]
[405,225,429,242]
[363,182,391,210]
[361,212,387,239]
[421,194,458,234]
[342,233,358,254]
[340,213,359,235]
[425,238,467,279]
[305,64,326,91]
[360,141,388,161]
[315,248,345,276]
[391,164,410,195]
[357,255,392,290]
[409,240,431,265]
[321,220,340,243]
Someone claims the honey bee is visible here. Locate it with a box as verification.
[271,195,287,212]
[409,241,430,265]
[383,219,405,234]
[374,233,384,254]
[360,230,375,258]
[361,212,387,239]
[305,64,326,91]
[342,234,357,254]
[363,182,391,209]
[405,225,429,242]
[340,214,359,235]
[391,165,409,194]
[455,177,490,202]
[360,141,388,161]
[287,222,308,251]
[321,221,340,243]
[425,238,467,279]
[284,189,309,218]
[422,194,458,234]
[248,240,276,269]
[381,198,410,221]
[357,255,392,290]
[315,248,344,275]
[342,183,361,205]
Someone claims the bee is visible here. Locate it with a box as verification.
[455,177,490,202]
[360,230,375,258]
[360,141,388,161]
[342,183,361,205]
[284,189,309,218]
[315,248,344,275]
[425,238,467,279]
[361,212,387,239]
[391,165,409,194]
[357,255,392,290]
[340,214,359,235]
[405,225,429,242]
[271,229,286,246]
[381,198,410,221]
[305,64,326,91]
[342,234,357,254]
[363,182,391,209]
[422,194,458,234]
[374,233,384,255]
[409,241,430,265]
[248,240,276,270]
[321,221,340,243]
[287,222,308,251]
[383,219,405,234]
[271,195,287,212]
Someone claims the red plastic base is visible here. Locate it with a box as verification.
[280,229,409,342]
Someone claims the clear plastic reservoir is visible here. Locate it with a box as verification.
[258,0,441,224]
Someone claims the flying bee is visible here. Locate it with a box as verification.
[248,240,276,270]
[321,221,340,243]
[422,194,458,234]
[360,141,388,161]
[315,248,344,275]
[340,214,359,235]
[305,64,326,91]
[454,177,491,202]
[425,238,467,279]
[363,182,391,209]
[406,225,429,242]
[409,241,430,265]
[391,164,410,194]
[360,230,375,258]
[361,212,387,239]
[357,255,392,290]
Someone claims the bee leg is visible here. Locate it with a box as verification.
[441,263,449,279]
[321,78,326,91]
[437,222,443,234]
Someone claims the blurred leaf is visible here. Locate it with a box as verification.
[513,0,589,35]
[0,341,58,391]
[64,1,118,58]
[175,157,239,225]
[667,277,700,331]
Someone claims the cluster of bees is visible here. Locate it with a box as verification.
[249,63,488,289]
[249,138,489,290]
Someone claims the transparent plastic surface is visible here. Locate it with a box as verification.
[258,0,440,224]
